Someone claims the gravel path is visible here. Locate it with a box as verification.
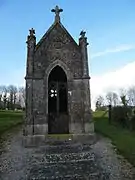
[0,128,135,180]
[91,136,135,180]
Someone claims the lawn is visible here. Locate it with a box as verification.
[0,110,24,135]
[94,110,135,166]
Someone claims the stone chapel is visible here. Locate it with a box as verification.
[24,6,94,146]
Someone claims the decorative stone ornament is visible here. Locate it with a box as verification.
[51,5,63,23]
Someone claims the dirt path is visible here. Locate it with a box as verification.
[0,128,135,180]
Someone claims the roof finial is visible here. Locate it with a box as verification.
[51,5,63,23]
[80,30,86,38]
[29,28,35,36]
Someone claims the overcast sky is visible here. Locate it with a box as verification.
[0,0,135,109]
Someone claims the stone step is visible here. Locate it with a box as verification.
[45,151,95,163]
[34,144,92,154]
[24,140,110,179]
[27,161,108,180]
[27,173,101,180]
[27,151,95,164]
[23,133,97,147]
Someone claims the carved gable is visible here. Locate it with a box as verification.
[34,23,83,79]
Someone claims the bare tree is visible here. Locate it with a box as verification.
[112,92,119,106]
[18,86,25,108]
[119,88,127,98]
[13,86,17,109]
[95,95,105,110]
[0,85,4,109]
[8,85,17,110]
[127,86,135,106]
[106,91,120,106]
[3,86,8,109]
[0,86,3,100]
[106,92,113,105]
[0,85,26,110]
[119,88,128,106]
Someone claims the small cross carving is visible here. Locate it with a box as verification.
[29,28,35,36]
[51,5,63,22]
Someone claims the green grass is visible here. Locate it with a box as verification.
[94,110,135,166]
[0,110,24,135]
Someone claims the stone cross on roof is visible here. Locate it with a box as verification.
[51,5,63,23]
[29,28,35,36]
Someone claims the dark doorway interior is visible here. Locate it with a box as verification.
[48,66,69,134]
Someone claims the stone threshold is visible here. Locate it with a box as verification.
[22,133,96,147]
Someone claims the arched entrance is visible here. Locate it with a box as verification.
[48,65,69,134]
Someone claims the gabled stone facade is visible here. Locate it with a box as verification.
[23,6,94,146]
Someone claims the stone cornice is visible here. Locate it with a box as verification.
[25,76,43,80]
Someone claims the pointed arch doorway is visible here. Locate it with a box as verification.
[48,65,69,134]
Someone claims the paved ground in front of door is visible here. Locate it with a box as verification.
[0,128,135,180]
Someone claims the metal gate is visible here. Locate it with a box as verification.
[48,81,69,134]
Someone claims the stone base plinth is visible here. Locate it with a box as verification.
[22,133,97,147]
